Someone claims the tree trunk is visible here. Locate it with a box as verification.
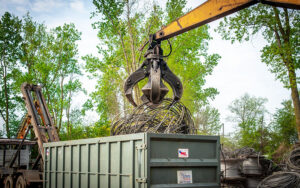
[3,64,10,138]
[58,76,64,132]
[273,7,300,140]
[66,86,72,138]
[287,68,300,140]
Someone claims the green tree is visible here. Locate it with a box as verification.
[0,12,84,138]
[195,105,222,135]
[64,78,85,137]
[59,109,110,140]
[217,4,300,140]
[19,13,47,84]
[269,100,297,161]
[272,100,298,145]
[21,22,82,133]
[228,93,271,153]
[50,23,82,132]
[164,0,220,113]
[0,12,22,138]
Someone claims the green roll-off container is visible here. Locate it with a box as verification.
[43,133,220,188]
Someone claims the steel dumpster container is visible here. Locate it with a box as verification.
[43,133,220,188]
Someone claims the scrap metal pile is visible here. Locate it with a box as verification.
[221,145,300,188]
[111,98,196,135]
[257,145,300,188]
[221,147,272,188]
[285,146,300,172]
[258,172,300,188]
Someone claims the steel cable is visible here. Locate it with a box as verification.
[286,147,300,172]
[111,98,195,135]
[257,172,300,188]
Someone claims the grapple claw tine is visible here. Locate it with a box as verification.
[124,60,150,106]
[161,60,183,101]
[141,65,169,105]
[124,38,183,107]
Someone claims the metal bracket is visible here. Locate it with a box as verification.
[135,144,147,150]
[136,178,147,183]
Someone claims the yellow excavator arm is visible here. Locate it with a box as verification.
[154,0,300,41]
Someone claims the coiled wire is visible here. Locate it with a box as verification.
[257,172,300,188]
[286,147,300,172]
[111,98,195,135]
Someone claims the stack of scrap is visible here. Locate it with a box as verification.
[111,98,196,135]
[258,146,300,188]
[234,147,257,158]
[258,172,300,188]
[286,147,300,173]
[221,147,274,188]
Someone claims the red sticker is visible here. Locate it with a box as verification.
[178,148,189,158]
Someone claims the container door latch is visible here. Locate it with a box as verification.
[136,178,147,183]
[135,144,147,150]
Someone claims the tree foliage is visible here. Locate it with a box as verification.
[195,105,222,135]
[59,109,110,140]
[217,3,300,140]
[0,12,22,138]
[271,100,298,145]
[228,93,271,153]
[267,100,298,161]
[0,12,84,138]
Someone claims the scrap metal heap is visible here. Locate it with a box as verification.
[257,145,300,188]
[221,146,300,188]
[111,98,196,135]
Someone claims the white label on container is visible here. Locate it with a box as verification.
[177,170,193,184]
[178,148,189,158]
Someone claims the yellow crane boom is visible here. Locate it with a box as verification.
[154,0,300,41]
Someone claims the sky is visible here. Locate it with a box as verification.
[0,0,291,134]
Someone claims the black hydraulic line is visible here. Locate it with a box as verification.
[9,126,32,168]
[2,146,6,167]
[261,0,300,10]
[32,153,42,170]
[220,144,227,180]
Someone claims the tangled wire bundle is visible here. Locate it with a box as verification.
[221,147,259,159]
[286,147,300,172]
[257,172,300,188]
[234,147,258,158]
[111,98,196,135]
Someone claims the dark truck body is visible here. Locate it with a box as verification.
[0,139,43,187]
